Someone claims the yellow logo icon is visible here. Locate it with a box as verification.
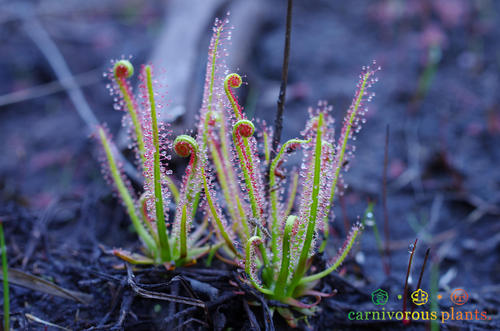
[411,289,429,305]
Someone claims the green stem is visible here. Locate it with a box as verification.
[288,113,324,295]
[274,215,296,298]
[319,222,329,253]
[263,130,271,164]
[180,205,187,259]
[201,168,239,256]
[207,26,222,113]
[145,66,171,261]
[0,222,9,331]
[164,175,180,203]
[207,136,247,236]
[98,128,156,254]
[326,72,371,215]
[199,24,222,150]
[139,195,160,246]
[298,225,361,284]
[245,236,274,295]
[284,172,299,217]
[269,139,309,265]
[233,125,269,267]
[191,192,201,218]
[173,135,199,244]
[225,75,269,267]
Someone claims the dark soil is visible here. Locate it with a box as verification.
[1,0,499,330]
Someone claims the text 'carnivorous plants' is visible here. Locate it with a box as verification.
[96,15,380,321]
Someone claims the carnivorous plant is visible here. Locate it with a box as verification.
[95,15,379,322]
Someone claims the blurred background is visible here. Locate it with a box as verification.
[0,0,499,329]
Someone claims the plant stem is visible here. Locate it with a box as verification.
[164,175,180,203]
[411,247,430,315]
[217,113,250,237]
[245,236,274,295]
[326,72,371,214]
[0,221,9,331]
[232,122,260,219]
[270,0,293,165]
[116,76,146,166]
[269,138,308,264]
[263,130,271,164]
[208,133,248,237]
[202,168,239,256]
[180,205,188,259]
[299,225,361,284]
[145,66,171,261]
[288,113,323,295]
[98,128,156,253]
[284,172,299,217]
[206,26,222,114]
[403,238,418,325]
[275,215,296,298]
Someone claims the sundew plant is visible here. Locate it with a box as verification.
[96,15,379,321]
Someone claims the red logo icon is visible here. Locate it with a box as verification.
[450,289,468,305]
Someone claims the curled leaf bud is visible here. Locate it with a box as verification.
[174,135,198,158]
[113,60,134,79]
[234,120,255,138]
[224,73,244,119]
[225,73,242,89]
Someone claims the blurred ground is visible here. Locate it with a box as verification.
[0,0,499,330]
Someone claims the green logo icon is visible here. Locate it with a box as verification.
[371,289,389,305]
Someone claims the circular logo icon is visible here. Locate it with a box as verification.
[411,289,429,305]
[371,289,389,306]
[450,289,468,305]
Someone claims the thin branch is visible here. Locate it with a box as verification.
[23,17,99,128]
[411,247,430,315]
[126,265,205,308]
[402,238,418,325]
[416,247,430,291]
[267,0,293,188]
[0,70,100,107]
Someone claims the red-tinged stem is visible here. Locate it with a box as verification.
[403,238,418,325]
[224,74,244,120]
[232,121,260,219]
[113,61,147,167]
[411,247,430,315]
